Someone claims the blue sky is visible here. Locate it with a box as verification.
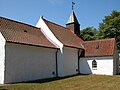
[0,0,120,29]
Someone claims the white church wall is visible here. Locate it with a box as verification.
[62,47,79,76]
[36,17,79,77]
[79,56,114,75]
[36,17,63,52]
[4,43,57,84]
[0,33,6,84]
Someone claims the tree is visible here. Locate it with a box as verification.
[98,10,120,49]
[80,27,98,41]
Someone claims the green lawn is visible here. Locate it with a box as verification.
[1,75,120,90]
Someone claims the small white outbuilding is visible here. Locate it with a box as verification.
[79,39,119,75]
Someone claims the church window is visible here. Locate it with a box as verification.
[92,60,97,69]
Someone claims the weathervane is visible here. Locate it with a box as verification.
[72,0,75,11]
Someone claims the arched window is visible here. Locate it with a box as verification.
[92,60,97,69]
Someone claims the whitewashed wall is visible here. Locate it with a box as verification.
[0,33,5,84]
[36,18,81,77]
[79,56,114,75]
[4,43,57,84]
[36,17,79,77]
[57,47,78,77]
[63,47,79,76]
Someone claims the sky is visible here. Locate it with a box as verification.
[0,0,120,30]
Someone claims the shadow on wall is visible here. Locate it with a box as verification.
[80,59,92,74]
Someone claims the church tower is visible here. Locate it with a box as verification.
[66,2,80,37]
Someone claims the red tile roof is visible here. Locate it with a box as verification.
[0,17,57,49]
[43,18,84,49]
[82,38,115,57]
[0,17,116,57]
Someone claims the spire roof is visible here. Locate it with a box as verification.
[66,11,79,25]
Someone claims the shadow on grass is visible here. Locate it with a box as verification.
[0,86,8,90]
[15,74,90,84]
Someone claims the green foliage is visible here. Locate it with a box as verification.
[80,27,98,41]
[98,10,120,49]
[81,10,120,49]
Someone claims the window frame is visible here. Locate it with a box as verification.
[92,60,97,70]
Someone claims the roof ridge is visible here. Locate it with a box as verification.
[83,38,115,43]
[43,18,84,49]
[43,18,70,30]
[0,16,40,29]
[43,18,84,43]
[43,18,84,42]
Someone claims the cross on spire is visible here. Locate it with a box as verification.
[72,1,75,11]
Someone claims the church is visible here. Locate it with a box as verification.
[0,10,119,84]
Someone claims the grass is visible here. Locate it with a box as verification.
[1,75,120,90]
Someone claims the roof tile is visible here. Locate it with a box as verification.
[43,18,84,49]
[0,17,57,49]
[82,38,115,57]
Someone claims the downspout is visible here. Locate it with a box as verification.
[55,49,59,77]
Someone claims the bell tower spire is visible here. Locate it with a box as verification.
[66,1,80,37]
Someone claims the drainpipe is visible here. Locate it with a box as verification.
[55,49,59,77]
